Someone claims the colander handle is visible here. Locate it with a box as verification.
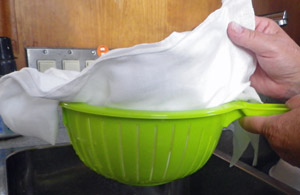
[222,102,289,127]
[239,102,289,117]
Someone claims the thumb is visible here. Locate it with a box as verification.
[227,22,271,54]
[239,116,272,134]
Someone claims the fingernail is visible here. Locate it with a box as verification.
[231,22,244,34]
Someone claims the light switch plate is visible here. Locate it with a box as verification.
[26,48,99,71]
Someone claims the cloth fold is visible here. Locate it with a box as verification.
[0,0,260,164]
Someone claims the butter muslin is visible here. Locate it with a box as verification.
[0,0,260,164]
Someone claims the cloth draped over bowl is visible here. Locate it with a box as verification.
[0,0,261,165]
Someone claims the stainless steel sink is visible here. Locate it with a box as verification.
[6,145,298,195]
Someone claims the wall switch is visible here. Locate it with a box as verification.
[26,48,99,71]
[85,60,95,67]
[63,60,81,71]
[37,60,56,72]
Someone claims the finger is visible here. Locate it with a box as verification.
[227,22,275,54]
[254,16,279,34]
[255,16,292,39]
[286,94,300,109]
[239,116,269,134]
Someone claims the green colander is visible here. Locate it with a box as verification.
[60,101,288,186]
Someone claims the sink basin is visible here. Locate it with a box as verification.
[6,145,297,195]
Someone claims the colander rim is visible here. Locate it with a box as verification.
[59,101,252,119]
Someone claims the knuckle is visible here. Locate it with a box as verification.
[247,31,257,41]
[268,41,281,54]
[263,116,290,152]
[261,118,278,138]
[262,117,283,143]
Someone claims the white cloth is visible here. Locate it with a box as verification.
[0,0,260,167]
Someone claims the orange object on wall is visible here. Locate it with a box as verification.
[97,45,109,57]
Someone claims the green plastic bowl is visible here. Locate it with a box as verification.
[60,101,288,186]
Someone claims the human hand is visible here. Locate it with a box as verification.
[240,95,300,167]
[227,16,300,100]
